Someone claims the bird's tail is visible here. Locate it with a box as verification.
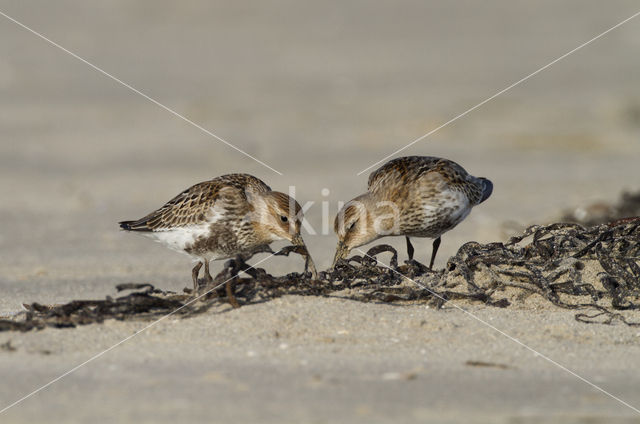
[478,178,493,204]
[119,219,152,232]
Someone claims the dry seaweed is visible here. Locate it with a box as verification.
[1,220,639,332]
[442,220,640,325]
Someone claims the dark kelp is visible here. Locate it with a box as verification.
[1,220,639,332]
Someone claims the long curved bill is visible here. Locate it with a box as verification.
[331,241,349,269]
[292,234,318,279]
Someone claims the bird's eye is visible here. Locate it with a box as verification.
[280,215,288,223]
[347,220,356,230]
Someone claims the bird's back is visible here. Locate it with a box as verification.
[119,174,270,232]
[118,174,272,259]
[368,156,489,204]
[367,156,492,237]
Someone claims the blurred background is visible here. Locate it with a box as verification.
[1,0,639,306]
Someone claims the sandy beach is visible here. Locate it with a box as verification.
[1,1,640,422]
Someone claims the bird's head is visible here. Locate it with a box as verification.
[332,194,398,267]
[247,190,316,278]
[254,191,307,246]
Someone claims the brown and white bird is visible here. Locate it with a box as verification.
[120,174,316,298]
[333,156,492,269]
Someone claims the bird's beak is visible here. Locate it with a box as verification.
[291,234,305,247]
[331,241,349,269]
[292,234,318,279]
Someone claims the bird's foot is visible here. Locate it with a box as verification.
[403,259,430,277]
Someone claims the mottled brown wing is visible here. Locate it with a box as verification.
[367,156,485,203]
[120,174,270,231]
[217,173,271,194]
[367,156,442,193]
[428,159,485,204]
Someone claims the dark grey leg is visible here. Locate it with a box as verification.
[204,260,213,283]
[226,257,241,309]
[226,279,240,309]
[191,262,203,292]
[429,236,441,270]
[406,236,414,261]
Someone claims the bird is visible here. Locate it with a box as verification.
[119,173,316,304]
[332,156,492,269]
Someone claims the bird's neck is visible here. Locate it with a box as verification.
[358,192,402,241]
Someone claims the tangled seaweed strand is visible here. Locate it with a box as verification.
[446,219,640,326]
[1,220,639,332]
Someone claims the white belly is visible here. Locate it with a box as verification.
[141,223,211,256]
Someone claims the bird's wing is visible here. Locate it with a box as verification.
[367,156,442,193]
[120,174,269,231]
[367,156,485,203]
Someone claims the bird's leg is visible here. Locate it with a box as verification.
[429,236,441,270]
[225,257,241,309]
[304,254,318,280]
[225,280,240,308]
[406,236,414,261]
[402,237,423,275]
[191,261,203,293]
[204,260,213,284]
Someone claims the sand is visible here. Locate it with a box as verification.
[1,0,640,422]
